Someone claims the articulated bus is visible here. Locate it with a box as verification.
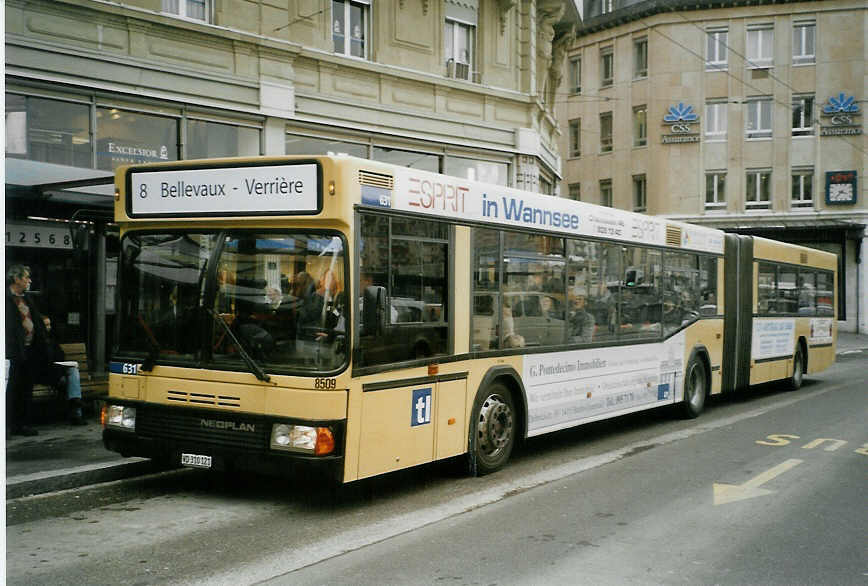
[103,156,837,481]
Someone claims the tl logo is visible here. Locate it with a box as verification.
[411,388,432,426]
[823,93,860,114]
[664,102,699,122]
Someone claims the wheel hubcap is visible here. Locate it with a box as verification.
[478,395,514,457]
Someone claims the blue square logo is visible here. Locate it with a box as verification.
[411,388,432,426]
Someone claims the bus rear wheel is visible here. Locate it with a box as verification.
[681,356,707,419]
[787,347,804,390]
[470,383,516,475]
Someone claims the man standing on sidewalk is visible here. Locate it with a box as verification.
[6,264,46,437]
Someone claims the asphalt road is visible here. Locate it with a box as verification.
[6,351,866,586]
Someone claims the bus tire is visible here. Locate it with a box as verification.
[787,347,804,391]
[681,355,707,419]
[469,383,516,475]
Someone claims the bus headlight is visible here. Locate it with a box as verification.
[106,405,136,430]
[270,424,334,456]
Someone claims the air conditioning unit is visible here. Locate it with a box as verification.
[446,59,471,81]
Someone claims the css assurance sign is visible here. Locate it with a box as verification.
[128,163,320,217]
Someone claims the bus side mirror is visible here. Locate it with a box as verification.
[362,286,386,336]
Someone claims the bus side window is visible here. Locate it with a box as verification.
[757,262,777,315]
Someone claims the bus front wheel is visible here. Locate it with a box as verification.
[787,347,804,390]
[470,383,516,475]
[681,356,707,419]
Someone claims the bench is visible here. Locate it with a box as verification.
[32,342,109,405]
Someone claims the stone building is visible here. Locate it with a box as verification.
[5,0,581,367]
[558,0,867,333]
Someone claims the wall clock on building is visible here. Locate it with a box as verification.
[825,170,857,205]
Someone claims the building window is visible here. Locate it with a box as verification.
[746,25,774,68]
[569,57,582,94]
[568,183,581,201]
[632,175,646,212]
[445,18,476,81]
[706,27,728,70]
[633,37,648,79]
[600,179,613,207]
[705,101,727,140]
[792,169,813,208]
[746,98,773,139]
[600,0,613,15]
[600,46,614,87]
[187,120,259,159]
[600,112,613,153]
[445,156,508,186]
[5,94,92,168]
[746,170,771,209]
[333,0,369,59]
[705,172,726,210]
[793,21,815,65]
[162,0,211,22]
[286,134,368,158]
[96,108,179,171]
[792,95,814,136]
[373,146,440,172]
[569,119,581,157]
[633,106,647,147]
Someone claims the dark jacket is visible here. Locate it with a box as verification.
[5,288,47,360]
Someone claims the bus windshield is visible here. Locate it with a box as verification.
[117,230,347,374]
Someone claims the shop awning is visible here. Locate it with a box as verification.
[5,158,115,208]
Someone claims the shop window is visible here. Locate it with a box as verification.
[285,133,368,158]
[5,95,92,168]
[373,146,440,172]
[445,156,508,186]
[96,108,178,171]
[162,0,211,22]
[187,120,260,159]
[333,0,370,59]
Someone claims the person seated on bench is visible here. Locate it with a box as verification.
[38,316,86,426]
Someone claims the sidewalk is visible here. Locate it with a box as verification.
[6,333,868,500]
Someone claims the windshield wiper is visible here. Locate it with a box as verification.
[206,308,271,382]
[138,315,161,372]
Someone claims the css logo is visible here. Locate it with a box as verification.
[411,388,432,426]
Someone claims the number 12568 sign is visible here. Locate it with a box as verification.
[6,224,73,250]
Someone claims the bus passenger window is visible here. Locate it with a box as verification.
[777,267,798,314]
[797,270,816,315]
[699,256,718,315]
[757,263,777,315]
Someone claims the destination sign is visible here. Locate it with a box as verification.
[128,163,320,216]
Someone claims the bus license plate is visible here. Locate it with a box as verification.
[181,453,212,469]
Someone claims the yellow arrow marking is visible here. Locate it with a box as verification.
[713,459,803,506]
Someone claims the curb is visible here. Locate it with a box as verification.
[6,458,159,500]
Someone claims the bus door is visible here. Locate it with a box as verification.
[356,373,467,479]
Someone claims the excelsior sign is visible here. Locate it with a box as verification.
[128,163,320,217]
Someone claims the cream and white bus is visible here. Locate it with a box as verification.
[103,156,836,481]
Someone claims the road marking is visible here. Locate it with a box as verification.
[206,382,847,585]
[802,438,847,451]
[713,459,803,506]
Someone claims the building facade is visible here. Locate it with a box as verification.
[5,0,581,369]
[558,0,867,333]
